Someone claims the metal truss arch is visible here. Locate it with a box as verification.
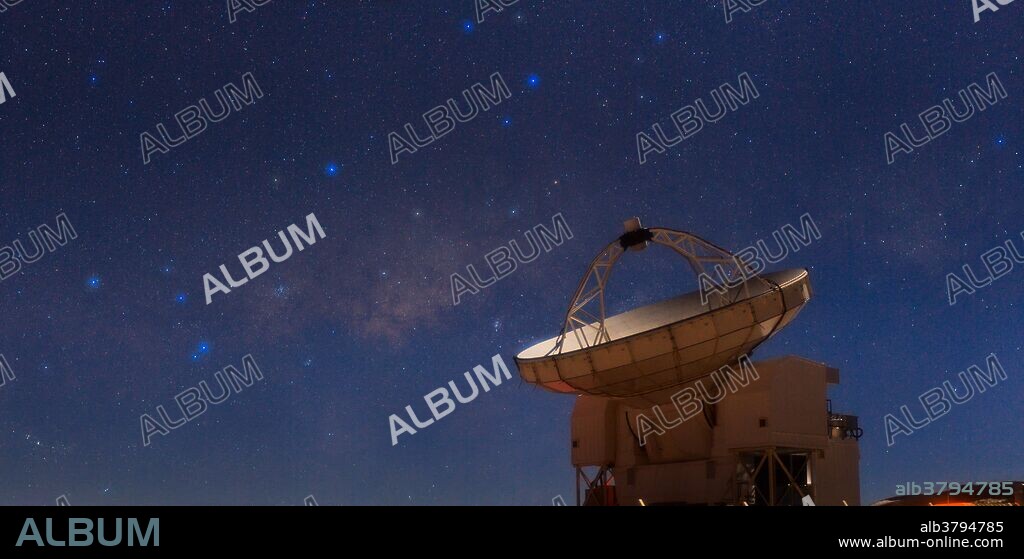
[552,225,773,354]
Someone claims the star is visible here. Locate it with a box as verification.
[0,0,1017,509]
[192,341,211,361]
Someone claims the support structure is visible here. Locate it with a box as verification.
[575,465,616,506]
[736,447,816,506]
[552,223,773,354]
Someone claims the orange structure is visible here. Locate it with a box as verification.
[515,219,861,506]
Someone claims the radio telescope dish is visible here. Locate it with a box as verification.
[515,219,812,399]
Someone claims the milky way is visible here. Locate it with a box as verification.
[0,1,1021,505]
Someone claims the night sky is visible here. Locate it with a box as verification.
[0,1,1021,506]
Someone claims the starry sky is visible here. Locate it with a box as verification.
[0,1,1021,506]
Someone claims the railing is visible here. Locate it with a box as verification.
[828,412,863,440]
